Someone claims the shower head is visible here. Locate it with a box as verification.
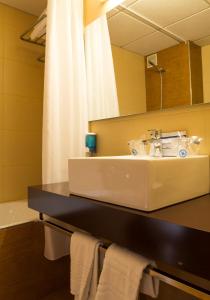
[148,60,165,73]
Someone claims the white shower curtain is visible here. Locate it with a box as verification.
[42,0,88,184]
[85,15,119,121]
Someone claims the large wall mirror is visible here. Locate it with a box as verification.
[90,0,210,120]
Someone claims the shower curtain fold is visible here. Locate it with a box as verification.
[85,15,120,121]
[42,0,88,184]
[42,0,88,261]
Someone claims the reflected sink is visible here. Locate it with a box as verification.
[68,155,209,211]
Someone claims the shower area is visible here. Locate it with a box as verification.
[0,2,44,225]
[145,42,203,111]
[0,0,91,297]
[0,2,70,299]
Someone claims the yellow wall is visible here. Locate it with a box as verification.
[90,104,210,156]
[202,45,210,103]
[112,45,146,116]
[0,4,44,202]
[86,0,210,157]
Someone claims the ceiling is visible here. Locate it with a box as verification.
[0,0,47,16]
[107,0,210,56]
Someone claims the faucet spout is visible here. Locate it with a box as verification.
[147,129,163,157]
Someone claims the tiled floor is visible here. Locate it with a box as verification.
[42,289,73,300]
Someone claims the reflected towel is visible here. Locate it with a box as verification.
[95,244,159,300]
[70,232,101,300]
[44,226,70,260]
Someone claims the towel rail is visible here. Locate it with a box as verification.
[40,218,210,299]
[20,13,46,47]
[20,13,46,62]
[37,55,45,63]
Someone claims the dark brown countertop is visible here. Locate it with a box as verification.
[28,182,210,292]
[35,181,210,233]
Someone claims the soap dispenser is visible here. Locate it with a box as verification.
[85,133,96,156]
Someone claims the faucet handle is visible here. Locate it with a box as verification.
[148,129,162,139]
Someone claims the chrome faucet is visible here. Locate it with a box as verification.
[143,129,163,157]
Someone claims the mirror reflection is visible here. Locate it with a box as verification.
[106,0,210,117]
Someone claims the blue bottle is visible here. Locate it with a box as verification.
[85,133,96,153]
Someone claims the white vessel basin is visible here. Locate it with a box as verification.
[68,155,209,211]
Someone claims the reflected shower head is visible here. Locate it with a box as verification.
[149,60,165,73]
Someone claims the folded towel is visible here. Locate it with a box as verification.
[30,9,47,41]
[95,244,159,300]
[70,232,101,300]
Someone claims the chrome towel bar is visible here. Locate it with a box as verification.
[40,218,210,299]
[20,13,46,47]
[20,13,46,62]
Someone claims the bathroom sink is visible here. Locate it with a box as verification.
[68,155,209,211]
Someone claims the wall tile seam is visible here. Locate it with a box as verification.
[0,93,43,102]
[2,93,44,99]
[3,57,44,69]
[0,163,42,167]
[0,129,42,133]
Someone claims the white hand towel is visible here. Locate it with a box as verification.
[70,231,101,300]
[95,244,159,300]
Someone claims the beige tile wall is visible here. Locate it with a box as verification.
[0,4,44,202]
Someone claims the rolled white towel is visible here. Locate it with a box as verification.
[95,244,159,300]
[30,9,47,41]
[70,231,101,300]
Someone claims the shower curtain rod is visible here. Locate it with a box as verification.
[40,216,210,299]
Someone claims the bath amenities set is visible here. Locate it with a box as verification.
[128,130,203,158]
